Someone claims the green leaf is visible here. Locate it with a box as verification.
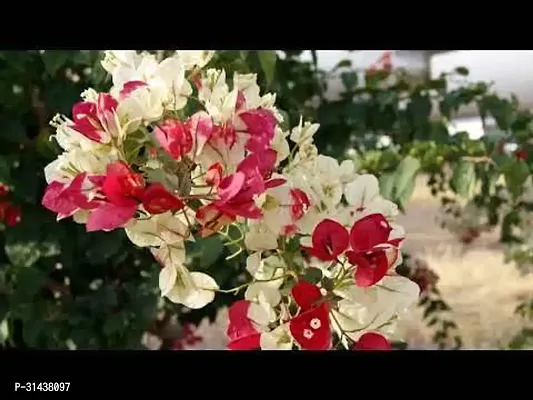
[258,51,277,86]
[334,59,352,70]
[379,172,396,201]
[0,118,27,144]
[15,267,46,299]
[503,159,530,198]
[0,157,11,182]
[303,267,323,284]
[450,161,476,198]
[84,230,126,265]
[379,156,420,207]
[197,235,224,268]
[42,51,71,76]
[393,156,421,203]
[454,66,469,76]
[340,72,358,91]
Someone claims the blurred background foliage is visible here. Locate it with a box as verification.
[1,50,532,349]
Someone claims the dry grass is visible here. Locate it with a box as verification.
[395,176,533,349]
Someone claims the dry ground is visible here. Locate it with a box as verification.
[395,176,533,349]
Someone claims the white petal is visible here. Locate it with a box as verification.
[158,265,177,297]
[245,284,281,307]
[246,252,262,276]
[344,174,380,207]
[247,301,275,327]
[167,272,218,310]
[125,219,163,248]
[260,326,293,350]
[377,275,420,314]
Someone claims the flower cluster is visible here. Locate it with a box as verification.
[42,50,419,350]
[0,183,21,227]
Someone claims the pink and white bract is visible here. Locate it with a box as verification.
[42,50,420,350]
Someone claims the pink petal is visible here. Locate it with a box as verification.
[217,172,245,202]
[41,181,77,217]
[239,108,277,153]
[86,203,137,232]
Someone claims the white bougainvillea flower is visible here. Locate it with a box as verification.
[271,127,290,165]
[332,275,420,343]
[101,50,143,76]
[49,114,102,152]
[260,325,293,350]
[175,50,215,70]
[125,211,192,248]
[344,174,398,219]
[244,255,285,308]
[153,56,192,110]
[116,81,166,123]
[155,245,218,309]
[289,117,320,145]
[167,272,218,309]
[244,221,279,251]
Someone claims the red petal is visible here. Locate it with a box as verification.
[86,203,137,232]
[265,178,286,189]
[226,300,261,350]
[348,250,390,288]
[289,303,331,350]
[311,219,349,260]
[102,161,143,207]
[301,246,333,262]
[97,93,118,115]
[217,172,245,202]
[142,184,184,214]
[72,101,97,124]
[349,213,392,252]
[291,281,323,310]
[290,189,310,221]
[4,204,21,227]
[354,332,391,350]
[236,150,277,178]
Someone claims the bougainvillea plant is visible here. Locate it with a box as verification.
[41,50,420,350]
